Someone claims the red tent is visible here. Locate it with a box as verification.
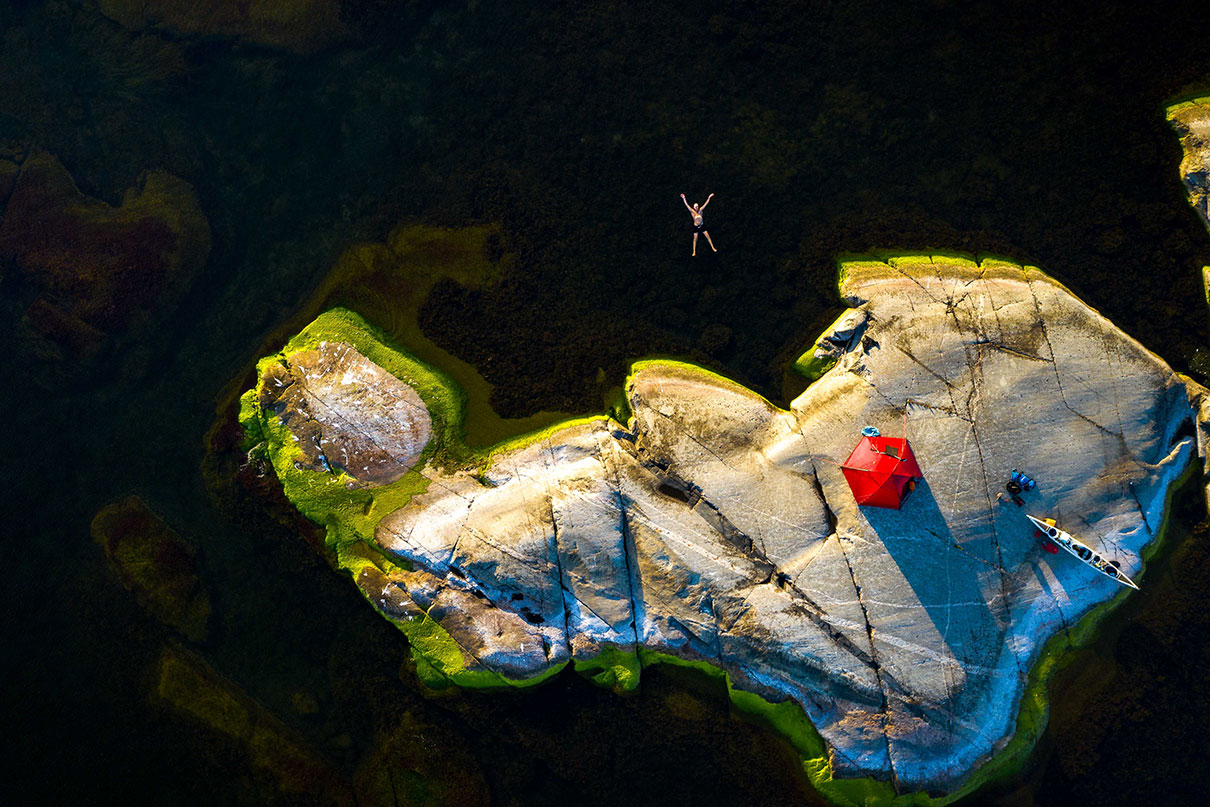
[840,435,923,509]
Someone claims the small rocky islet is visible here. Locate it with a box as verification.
[240,250,1208,801]
[235,97,1210,803]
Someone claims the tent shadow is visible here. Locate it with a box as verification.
[858,477,1001,677]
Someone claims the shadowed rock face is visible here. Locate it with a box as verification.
[262,260,1204,791]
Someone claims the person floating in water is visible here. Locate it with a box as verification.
[680,192,717,256]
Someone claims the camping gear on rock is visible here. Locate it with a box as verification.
[1026,514,1138,590]
[1005,469,1036,507]
[1008,469,1036,493]
[841,432,923,509]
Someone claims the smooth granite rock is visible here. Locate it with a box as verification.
[258,341,432,485]
[256,260,1204,792]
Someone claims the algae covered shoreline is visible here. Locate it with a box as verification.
[237,250,1206,804]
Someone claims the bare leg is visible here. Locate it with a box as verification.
[704,231,716,252]
[692,233,698,256]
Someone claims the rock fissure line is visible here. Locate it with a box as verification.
[895,344,964,415]
[931,323,1005,637]
[599,436,643,650]
[788,462,837,583]
[922,527,1003,573]
[543,477,574,651]
[904,396,971,423]
[460,522,559,577]
[644,397,749,474]
[834,531,900,790]
[1022,276,1127,442]
[851,370,903,410]
[327,341,432,421]
[887,260,947,308]
[953,324,1014,617]
[972,339,1053,363]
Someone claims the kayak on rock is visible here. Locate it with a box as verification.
[1026,514,1140,590]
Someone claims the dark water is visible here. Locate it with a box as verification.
[2,1,1209,804]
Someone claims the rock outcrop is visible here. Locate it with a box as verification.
[257,342,432,485]
[98,0,350,54]
[1166,97,1210,508]
[1168,97,1210,241]
[244,258,1204,794]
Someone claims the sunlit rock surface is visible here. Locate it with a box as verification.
[1168,97,1210,238]
[1166,97,1210,506]
[257,341,432,484]
[262,259,1203,791]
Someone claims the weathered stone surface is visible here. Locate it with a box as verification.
[259,341,432,484]
[258,260,1205,792]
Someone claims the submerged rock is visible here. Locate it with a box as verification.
[153,645,351,804]
[0,151,209,361]
[91,496,211,641]
[98,0,349,54]
[246,258,1205,794]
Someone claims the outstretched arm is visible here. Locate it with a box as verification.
[700,193,714,210]
[680,193,693,212]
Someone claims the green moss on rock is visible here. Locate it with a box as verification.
[573,645,642,693]
[242,308,575,694]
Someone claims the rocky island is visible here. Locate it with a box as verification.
[239,255,1207,803]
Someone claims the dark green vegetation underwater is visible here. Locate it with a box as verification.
[2,1,1209,805]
